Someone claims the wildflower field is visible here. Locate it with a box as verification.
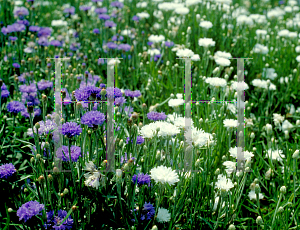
[1,0,300,229]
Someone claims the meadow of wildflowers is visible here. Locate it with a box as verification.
[0,0,300,229]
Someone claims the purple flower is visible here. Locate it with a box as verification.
[81,111,105,128]
[93,28,100,34]
[13,7,29,18]
[38,27,52,37]
[147,41,153,46]
[7,101,26,114]
[104,20,116,28]
[111,1,124,8]
[132,173,151,187]
[0,163,17,179]
[12,23,26,32]
[9,36,18,41]
[124,89,141,98]
[115,96,126,106]
[165,41,174,47]
[131,202,155,222]
[126,136,145,145]
[106,42,118,49]
[100,83,106,88]
[19,83,37,93]
[27,119,57,137]
[21,107,41,118]
[44,209,73,230]
[70,43,80,51]
[38,36,49,46]
[29,25,40,32]
[74,88,90,101]
[31,142,50,157]
[98,58,106,65]
[37,80,53,90]
[119,106,134,117]
[92,0,103,2]
[132,16,139,21]
[95,7,107,14]
[1,90,10,98]
[118,44,131,52]
[63,6,75,15]
[99,14,110,20]
[80,5,91,11]
[13,63,20,68]
[61,122,82,138]
[17,201,45,223]
[50,40,62,47]
[56,145,82,162]
[17,19,30,26]
[106,87,122,98]
[147,111,167,121]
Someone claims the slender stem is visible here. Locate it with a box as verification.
[271,193,283,228]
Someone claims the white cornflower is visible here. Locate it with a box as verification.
[278,29,290,37]
[172,117,194,129]
[108,58,120,66]
[223,119,238,128]
[273,113,285,127]
[168,98,185,107]
[265,149,285,162]
[174,7,189,15]
[214,51,232,59]
[198,38,216,47]
[262,68,277,80]
[199,21,213,29]
[248,190,264,201]
[255,29,267,37]
[231,81,249,91]
[51,20,67,27]
[156,208,171,223]
[282,120,293,132]
[136,12,150,19]
[215,174,234,192]
[148,34,165,43]
[229,147,254,161]
[176,48,194,57]
[252,79,276,90]
[148,48,161,56]
[295,46,300,53]
[215,57,231,66]
[192,127,214,147]
[223,161,236,175]
[252,44,269,54]
[191,54,200,61]
[205,77,227,87]
[236,15,254,26]
[136,2,147,8]
[150,165,179,186]
[296,55,300,63]
[139,121,181,138]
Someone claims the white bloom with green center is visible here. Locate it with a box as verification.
[148,34,165,43]
[223,119,238,128]
[214,51,232,59]
[139,121,180,138]
[156,208,171,223]
[231,81,249,91]
[229,147,254,161]
[199,21,213,29]
[150,165,179,186]
[252,44,268,54]
[248,189,264,201]
[136,12,150,19]
[174,7,189,15]
[215,174,234,191]
[168,98,185,107]
[205,77,227,87]
[265,149,285,162]
[215,57,231,66]
[198,38,216,47]
[176,48,194,57]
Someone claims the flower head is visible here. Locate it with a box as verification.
[132,173,151,187]
[44,209,73,230]
[61,122,82,138]
[81,111,105,128]
[17,201,45,223]
[56,145,82,162]
[156,208,171,223]
[150,165,179,186]
[7,101,26,114]
[0,163,17,179]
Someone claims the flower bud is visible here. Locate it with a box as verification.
[255,184,260,194]
[278,206,284,213]
[35,122,40,129]
[36,154,41,159]
[250,132,255,139]
[266,124,272,135]
[292,150,299,159]
[228,224,236,230]
[38,175,45,183]
[63,188,69,195]
[151,225,158,230]
[8,208,13,213]
[30,157,35,163]
[72,205,78,211]
[256,216,263,225]
[280,186,286,194]
[47,174,53,181]
[24,188,28,192]
[53,167,59,174]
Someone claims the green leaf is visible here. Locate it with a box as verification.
[15,174,32,183]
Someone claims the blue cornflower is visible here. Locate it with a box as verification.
[56,145,82,162]
[147,111,167,121]
[61,122,82,138]
[0,163,17,179]
[126,136,145,145]
[44,209,73,230]
[7,101,26,114]
[17,201,45,223]
[124,89,141,98]
[81,111,106,128]
[132,173,151,187]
